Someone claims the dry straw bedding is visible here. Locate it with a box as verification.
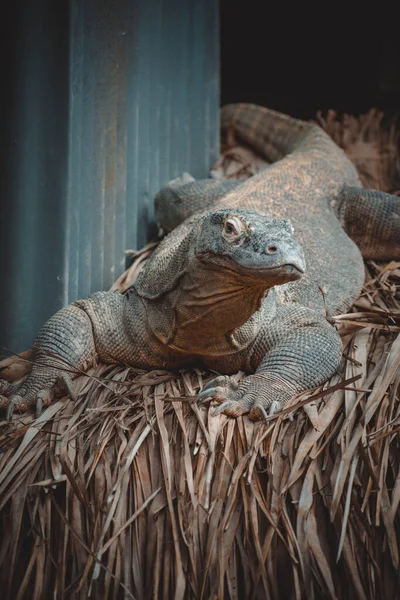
[0,111,399,600]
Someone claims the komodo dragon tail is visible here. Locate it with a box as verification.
[220,102,354,170]
[221,103,313,163]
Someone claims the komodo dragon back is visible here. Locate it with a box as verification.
[157,103,369,315]
[217,104,367,314]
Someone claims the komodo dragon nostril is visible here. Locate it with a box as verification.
[266,245,278,254]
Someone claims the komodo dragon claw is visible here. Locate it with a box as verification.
[1,371,75,420]
[4,388,54,420]
[196,375,285,421]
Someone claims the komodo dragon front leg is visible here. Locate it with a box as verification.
[0,291,151,419]
[0,304,97,418]
[197,305,343,419]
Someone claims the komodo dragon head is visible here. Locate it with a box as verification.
[195,209,305,286]
[136,208,306,355]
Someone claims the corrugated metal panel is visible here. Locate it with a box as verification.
[0,0,71,356]
[0,0,219,353]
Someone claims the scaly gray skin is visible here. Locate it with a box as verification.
[1,104,399,420]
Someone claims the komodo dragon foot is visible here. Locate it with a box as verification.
[0,369,75,419]
[197,374,295,420]
[0,303,98,419]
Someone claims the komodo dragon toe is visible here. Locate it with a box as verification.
[0,369,75,419]
[197,374,294,420]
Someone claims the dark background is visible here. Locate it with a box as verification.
[220,2,400,119]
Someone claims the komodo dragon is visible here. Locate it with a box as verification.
[1,104,399,420]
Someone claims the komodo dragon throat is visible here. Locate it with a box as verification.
[1,104,400,420]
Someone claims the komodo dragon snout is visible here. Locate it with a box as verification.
[195,209,306,286]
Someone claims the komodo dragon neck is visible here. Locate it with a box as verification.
[143,259,275,357]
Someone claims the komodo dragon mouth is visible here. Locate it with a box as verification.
[197,251,305,286]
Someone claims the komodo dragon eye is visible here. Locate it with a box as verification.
[222,216,246,242]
